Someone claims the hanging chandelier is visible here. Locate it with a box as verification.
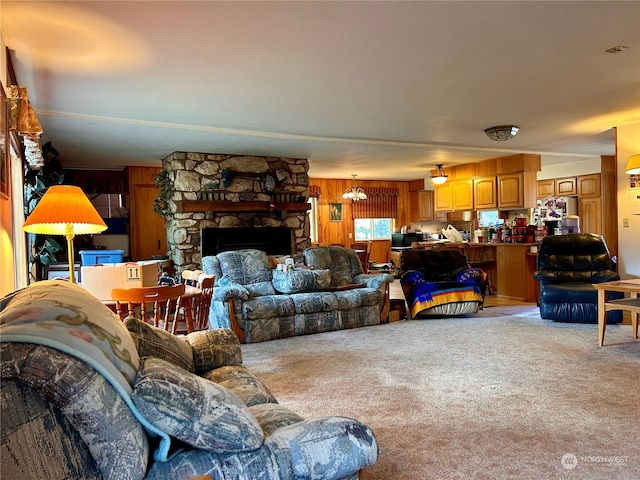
[429,165,448,185]
[342,174,367,201]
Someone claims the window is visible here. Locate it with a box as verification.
[354,218,393,240]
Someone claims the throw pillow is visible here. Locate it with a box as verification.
[124,316,195,373]
[132,357,264,453]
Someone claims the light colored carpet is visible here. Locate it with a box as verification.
[241,312,640,480]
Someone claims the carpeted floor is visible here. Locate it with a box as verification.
[241,310,640,480]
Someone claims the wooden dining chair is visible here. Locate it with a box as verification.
[172,270,214,333]
[111,284,185,329]
[193,273,215,331]
[350,241,372,273]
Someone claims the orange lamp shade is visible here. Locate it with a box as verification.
[23,185,107,235]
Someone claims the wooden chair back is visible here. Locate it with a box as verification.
[182,269,204,287]
[350,241,372,273]
[111,284,185,328]
[193,273,215,331]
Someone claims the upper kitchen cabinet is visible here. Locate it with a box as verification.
[497,172,538,209]
[452,179,474,211]
[410,190,435,221]
[474,176,497,209]
[537,179,555,198]
[577,173,601,197]
[555,177,577,196]
[434,182,453,212]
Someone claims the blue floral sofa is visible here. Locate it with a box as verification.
[0,280,379,480]
[202,246,394,343]
[400,249,487,318]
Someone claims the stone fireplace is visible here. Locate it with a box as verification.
[162,152,311,272]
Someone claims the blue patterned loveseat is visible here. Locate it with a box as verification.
[0,280,379,480]
[203,246,394,343]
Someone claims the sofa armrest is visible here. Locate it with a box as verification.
[266,416,379,480]
[186,329,243,373]
[533,270,556,283]
[354,273,394,289]
[214,283,250,302]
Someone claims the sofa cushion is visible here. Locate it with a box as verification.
[124,316,195,373]
[132,357,264,453]
[217,249,273,285]
[186,329,243,375]
[204,365,278,407]
[332,288,381,309]
[303,247,362,287]
[242,295,295,321]
[272,269,332,293]
[291,291,339,314]
[245,281,277,298]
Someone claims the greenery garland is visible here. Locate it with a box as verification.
[154,170,175,219]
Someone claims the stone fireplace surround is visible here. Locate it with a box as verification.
[163,152,311,273]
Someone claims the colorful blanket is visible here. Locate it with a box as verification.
[401,270,484,317]
[0,280,173,461]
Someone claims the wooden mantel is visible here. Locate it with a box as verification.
[178,200,311,213]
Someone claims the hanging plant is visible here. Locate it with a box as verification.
[154,170,175,219]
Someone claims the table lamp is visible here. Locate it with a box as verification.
[23,185,107,283]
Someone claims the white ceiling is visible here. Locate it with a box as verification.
[3,1,640,180]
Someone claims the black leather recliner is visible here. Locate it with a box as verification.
[534,233,622,323]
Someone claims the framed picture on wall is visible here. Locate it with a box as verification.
[0,84,8,198]
[329,203,342,222]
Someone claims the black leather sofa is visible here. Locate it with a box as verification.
[533,233,622,323]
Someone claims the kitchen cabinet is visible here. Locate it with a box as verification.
[537,179,555,198]
[495,244,537,302]
[474,176,497,209]
[577,173,601,197]
[410,190,434,221]
[452,179,474,210]
[498,172,537,209]
[578,196,601,237]
[434,183,453,212]
[555,177,577,196]
[127,166,167,261]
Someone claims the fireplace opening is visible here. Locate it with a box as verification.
[201,227,294,257]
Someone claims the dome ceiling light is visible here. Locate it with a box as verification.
[484,125,519,141]
[429,164,448,185]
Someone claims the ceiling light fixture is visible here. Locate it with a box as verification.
[484,125,519,141]
[342,174,367,201]
[625,154,640,174]
[430,165,448,185]
[605,45,629,54]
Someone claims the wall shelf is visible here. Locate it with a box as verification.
[178,200,311,213]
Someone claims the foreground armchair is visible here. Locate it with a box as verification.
[533,233,622,323]
[0,280,379,480]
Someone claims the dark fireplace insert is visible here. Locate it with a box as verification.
[201,227,293,257]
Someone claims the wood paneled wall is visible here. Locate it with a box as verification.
[309,178,412,262]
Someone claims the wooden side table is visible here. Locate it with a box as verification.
[593,279,640,346]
